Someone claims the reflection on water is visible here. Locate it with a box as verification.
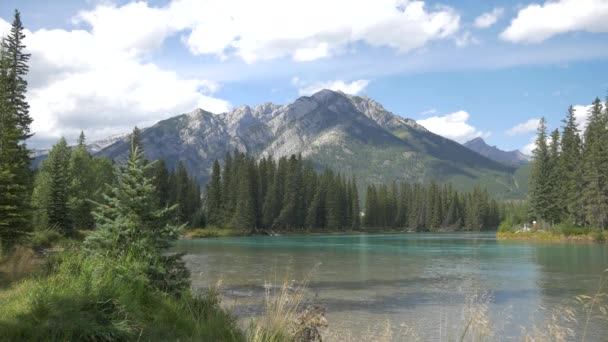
[173,233,608,341]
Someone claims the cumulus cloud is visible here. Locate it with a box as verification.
[474,7,504,29]
[521,137,537,155]
[0,4,231,148]
[171,0,461,63]
[455,31,480,47]
[417,110,490,143]
[501,0,608,43]
[293,77,369,96]
[0,0,465,147]
[521,134,556,155]
[572,102,607,131]
[506,118,540,136]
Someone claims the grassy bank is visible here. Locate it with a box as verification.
[182,226,248,238]
[180,226,472,239]
[497,230,608,243]
[0,249,244,341]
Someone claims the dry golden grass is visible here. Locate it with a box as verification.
[246,264,328,342]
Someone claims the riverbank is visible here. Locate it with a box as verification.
[497,230,608,243]
[179,227,480,239]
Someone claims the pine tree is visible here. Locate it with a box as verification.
[560,106,584,225]
[85,142,189,294]
[0,11,33,251]
[529,117,552,223]
[46,138,73,234]
[263,170,282,229]
[206,160,222,226]
[69,131,95,230]
[221,152,234,222]
[350,178,360,229]
[364,185,377,227]
[582,99,608,229]
[152,159,170,208]
[232,159,256,230]
[0,46,29,249]
[545,128,562,223]
[4,10,31,137]
[130,126,144,156]
[174,161,191,224]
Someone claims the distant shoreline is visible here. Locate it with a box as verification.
[180,228,495,239]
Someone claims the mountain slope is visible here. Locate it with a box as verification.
[463,137,530,166]
[97,90,527,199]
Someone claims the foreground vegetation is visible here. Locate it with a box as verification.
[0,250,243,341]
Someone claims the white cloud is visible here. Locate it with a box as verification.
[293,77,370,96]
[506,118,540,136]
[521,134,554,155]
[573,102,608,131]
[474,7,504,29]
[0,3,231,148]
[171,0,461,63]
[521,136,537,155]
[417,108,438,117]
[417,110,490,143]
[455,30,480,47]
[573,104,593,130]
[501,0,608,43]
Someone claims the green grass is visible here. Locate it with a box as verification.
[0,250,244,341]
[182,226,247,238]
[497,230,608,243]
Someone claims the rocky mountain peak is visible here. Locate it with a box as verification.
[464,137,530,166]
[86,89,526,199]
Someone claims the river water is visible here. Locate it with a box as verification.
[174,232,608,341]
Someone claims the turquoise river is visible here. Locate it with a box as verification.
[174,232,608,341]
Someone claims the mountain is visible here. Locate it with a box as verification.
[31,133,129,168]
[97,90,527,199]
[463,137,530,167]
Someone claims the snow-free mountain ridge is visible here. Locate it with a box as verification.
[97,89,526,198]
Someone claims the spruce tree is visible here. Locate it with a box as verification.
[85,142,189,294]
[0,11,33,251]
[232,159,257,230]
[262,170,282,229]
[582,99,608,229]
[69,132,95,230]
[529,117,552,223]
[325,174,345,229]
[206,160,222,226]
[275,155,305,229]
[152,159,170,208]
[560,106,584,225]
[46,138,73,234]
[174,161,191,224]
[350,178,360,229]
[130,126,144,157]
[545,129,562,223]
[4,10,31,137]
[364,185,376,227]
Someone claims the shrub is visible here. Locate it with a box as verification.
[592,231,606,243]
[28,227,63,250]
[556,222,593,236]
[0,251,244,341]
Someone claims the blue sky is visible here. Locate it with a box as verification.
[0,0,607,153]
